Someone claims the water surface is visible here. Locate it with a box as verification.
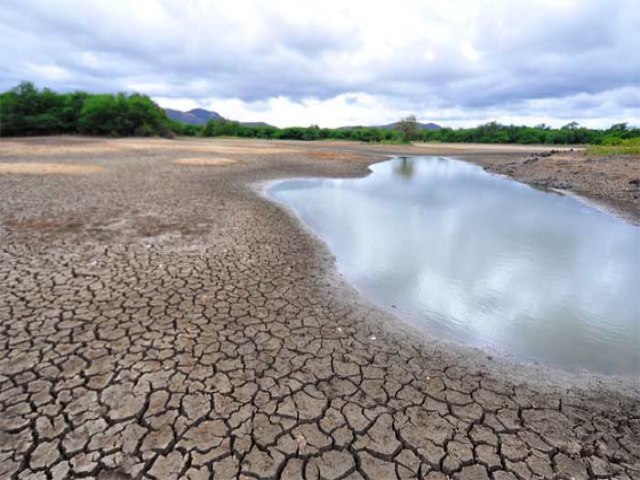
[268,157,640,374]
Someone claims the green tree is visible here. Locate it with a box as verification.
[3,82,640,145]
[77,93,169,136]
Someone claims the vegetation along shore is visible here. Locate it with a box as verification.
[2,82,640,150]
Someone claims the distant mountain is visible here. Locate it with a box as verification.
[340,121,442,131]
[165,107,439,131]
[165,108,275,128]
[165,108,222,125]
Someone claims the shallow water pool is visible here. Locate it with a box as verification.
[268,157,640,374]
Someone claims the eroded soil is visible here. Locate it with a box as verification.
[0,137,638,480]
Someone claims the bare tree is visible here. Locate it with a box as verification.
[397,115,418,142]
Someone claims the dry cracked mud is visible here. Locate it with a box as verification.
[1,137,638,480]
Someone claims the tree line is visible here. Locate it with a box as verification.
[0,82,172,137]
[2,82,639,145]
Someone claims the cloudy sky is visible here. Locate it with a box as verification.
[1,0,639,128]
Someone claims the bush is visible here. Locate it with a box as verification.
[1,82,171,137]
[601,135,623,146]
[587,137,640,156]
[2,82,639,145]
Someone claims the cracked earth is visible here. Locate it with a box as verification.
[1,137,638,480]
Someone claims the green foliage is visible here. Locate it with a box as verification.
[74,92,169,136]
[0,82,66,135]
[412,121,640,146]
[1,82,639,149]
[587,137,640,156]
[1,82,171,137]
[168,120,200,136]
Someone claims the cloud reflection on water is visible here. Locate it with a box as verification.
[269,157,640,374]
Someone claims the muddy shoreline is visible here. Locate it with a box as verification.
[1,136,638,479]
[475,151,640,225]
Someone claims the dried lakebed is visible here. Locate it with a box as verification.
[268,156,640,375]
[0,137,639,480]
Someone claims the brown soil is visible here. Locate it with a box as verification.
[461,149,640,224]
[0,162,105,175]
[0,137,302,157]
[305,150,370,161]
[0,136,637,480]
[174,157,237,166]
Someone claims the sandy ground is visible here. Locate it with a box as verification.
[0,136,638,480]
[0,162,105,175]
[174,158,237,167]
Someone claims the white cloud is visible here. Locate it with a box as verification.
[23,63,73,82]
[1,0,638,127]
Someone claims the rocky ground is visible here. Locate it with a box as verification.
[0,137,638,480]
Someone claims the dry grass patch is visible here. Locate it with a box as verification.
[0,162,105,175]
[174,157,237,167]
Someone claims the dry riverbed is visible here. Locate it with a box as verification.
[0,136,638,480]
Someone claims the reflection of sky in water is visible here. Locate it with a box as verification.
[269,157,640,374]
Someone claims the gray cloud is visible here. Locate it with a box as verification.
[0,0,638,127]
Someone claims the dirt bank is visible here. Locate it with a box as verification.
[0,137,638,480]
[467,149,640,224]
